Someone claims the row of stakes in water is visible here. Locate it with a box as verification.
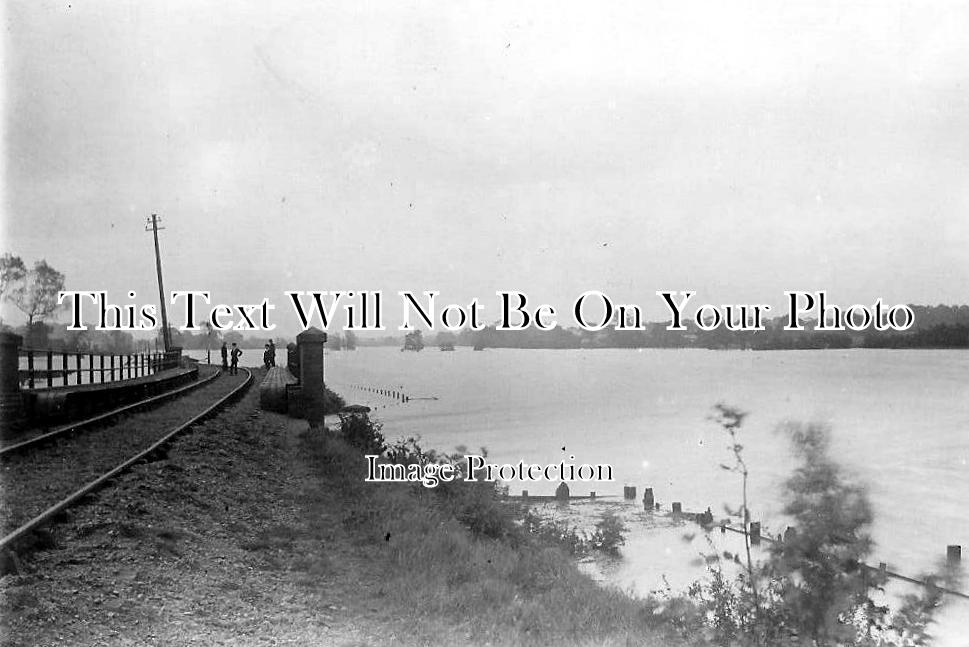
[351,384,410,403]
[620,485,963,567]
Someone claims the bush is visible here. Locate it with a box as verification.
[339,413,386,455]
[301,429,675,646]
[323,385,345,413]
[673,407,956,646]
[521,510,588,555]
[589,511,626,556]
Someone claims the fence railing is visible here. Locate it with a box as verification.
[18,349,182,389]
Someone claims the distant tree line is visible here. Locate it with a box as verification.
[436,304,969,351]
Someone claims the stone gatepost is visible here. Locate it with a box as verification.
[296,327,327,428]
[0,333,25,431]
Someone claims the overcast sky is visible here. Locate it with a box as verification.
[3,0,968,334]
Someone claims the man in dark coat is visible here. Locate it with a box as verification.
[220,342,228,370]
[230,343,242,375]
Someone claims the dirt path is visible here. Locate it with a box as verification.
[0,375,457,646]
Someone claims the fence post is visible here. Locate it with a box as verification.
[750,522,762,545]
[0,333,25,430]
[643,487,655,510]
[297,327,328,428]
[947,545,961,566]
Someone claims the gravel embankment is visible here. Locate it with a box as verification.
[0,371,449,646]
[0,369,250,537]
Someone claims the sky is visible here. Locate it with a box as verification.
[3,0,969,335]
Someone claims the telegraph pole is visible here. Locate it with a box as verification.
[146,214,172,352]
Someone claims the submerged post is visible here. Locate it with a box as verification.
[297,327,327,428]
[750,521,761,545]
[642,487,654,510]
[555,482,570,501]
[947,545,961,566]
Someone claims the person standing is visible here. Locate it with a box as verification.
[263,343,273,369]
[267,339,276,367]
[230,343,242,375]
[220,342,228,370]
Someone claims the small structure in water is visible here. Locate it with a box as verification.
[555,481,570,501]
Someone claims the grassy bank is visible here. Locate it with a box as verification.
[304,424,684,646]
[0,374,682,647]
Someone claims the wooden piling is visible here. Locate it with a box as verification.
[642,487,654,510]
[947,545,961,565]
[555,482,570,501]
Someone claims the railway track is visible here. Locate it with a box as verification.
[0,365,222,458]
[0,367,254,556]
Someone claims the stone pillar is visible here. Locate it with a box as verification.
[286,342,299,378]
[297,327,327,428]
[0,333,25,431]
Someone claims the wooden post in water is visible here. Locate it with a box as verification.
[750,522,761,545]
[671,502,682,514]
[947,545,961,566]
[642,487,654,510]
[555,482,570,501]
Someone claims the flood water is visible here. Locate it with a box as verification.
[324,346,969,638]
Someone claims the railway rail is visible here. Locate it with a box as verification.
[0,365,222,459]
[0,367,254,556]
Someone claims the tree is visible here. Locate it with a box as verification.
[685,410,952,645]
[711,404,760,624]
[0,253,28,328]
[6,259,65,343]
